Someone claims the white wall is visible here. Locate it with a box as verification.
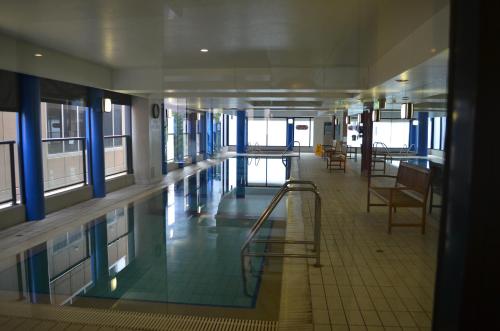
[313,116,332,146]
[131,96,162,184]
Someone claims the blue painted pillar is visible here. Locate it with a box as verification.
[206,112,214,157]
[19,75,45,220]
[27,243,50,303]
[286,120,294,151]
[409,121,418,150]
[161,106,167,174]
[87,88,106,198]
[188,113,197,163]
[417,112,429,156]
[199,113,207,158]
[236,110,246,154]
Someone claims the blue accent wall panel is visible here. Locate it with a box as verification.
[417,112,429,156]
[236,110,246,154]
[287,122,294,151]
[88,88,106,198]
[19,74,45,221]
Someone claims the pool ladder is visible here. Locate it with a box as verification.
[240,180,322,295]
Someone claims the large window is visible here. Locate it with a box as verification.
[228,115,237,146]
[0,111,20,205]
[166,110,175,162]
[247,118,287,147]
[103,104,130,177]
[433,117,441,150]
[41,103,88,192]
[372,121,410,148]
[183,113,189,157]
[293,118,314,147]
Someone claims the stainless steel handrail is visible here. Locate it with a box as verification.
[240,180,321,295]
[281,140,301,158]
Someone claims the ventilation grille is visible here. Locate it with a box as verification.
[0,303,278,331]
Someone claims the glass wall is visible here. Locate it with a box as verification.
[228,115,237,146]
[247,118,287,147]
[372,121,410,148]
[0,111,19,204]
[293,118,314,147]
[41,102,87,191]
[103,104,130,177]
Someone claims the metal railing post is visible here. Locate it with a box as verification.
[9,142,17,205]
[313,194,321,267]
[82,139,87,185]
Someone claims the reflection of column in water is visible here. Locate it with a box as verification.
[27,243,50,303]
[236,156,247,198]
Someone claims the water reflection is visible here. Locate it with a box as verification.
[0,157,290,309]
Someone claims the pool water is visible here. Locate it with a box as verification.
[0,157,291,319]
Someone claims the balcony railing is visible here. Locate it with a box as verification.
[42,137,87,193]
[104,135,133,178]
[0,140,18,205]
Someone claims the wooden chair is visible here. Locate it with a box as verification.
[327,143,347,172]
[367,162,431,234]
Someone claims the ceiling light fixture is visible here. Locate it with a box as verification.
[103,98,112,113]
[200,48,208,53]
[34,53,43,57]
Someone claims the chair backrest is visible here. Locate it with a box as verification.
[396,162,431,197]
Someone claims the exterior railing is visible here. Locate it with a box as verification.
[0,140,17,205]
[104,135,133,177]
[42,137,87,193]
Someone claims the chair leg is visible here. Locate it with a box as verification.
[388,205,393,234]
[429,186,434,214]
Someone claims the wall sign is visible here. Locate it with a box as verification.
[151,103,160,118]
[296,124,309,130]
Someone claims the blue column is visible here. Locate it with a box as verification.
[174,112,184,164]
[206,112,213,157]
[286,120,294,151]
[161,106,167,174]
[87,88,106,198]
[188,113,197,163]
[417,112,429,156]
[236,110,246,154]
[409,121,418,150]
[200,113,207,159]
[19,75,45,221]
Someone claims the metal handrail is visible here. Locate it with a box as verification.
[240,180,321,295]
[281,140,301,158]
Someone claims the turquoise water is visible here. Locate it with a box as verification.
[0,157,290,310]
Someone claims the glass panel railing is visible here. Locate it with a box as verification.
[42,138,87,193]
[104,135,132,178]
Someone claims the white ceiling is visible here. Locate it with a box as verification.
[0,0,449,113]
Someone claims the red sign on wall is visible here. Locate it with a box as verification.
[296,125,309,130]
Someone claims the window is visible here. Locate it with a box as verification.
[294,118,313,147]
[267,118,287,146]
[183,113,189,157]
[0,111,20,205]
[433,117,441,150]
[196,115,202,154]
[441,117,446,150]
[103,104,130,177]
[372,121,410,148]
[166,110,175,162]
[248,118,267,146]
[41,103,88,192]
[228,115,237,146]
[427,117,432,149]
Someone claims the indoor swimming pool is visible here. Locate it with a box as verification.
[0,157,292,320]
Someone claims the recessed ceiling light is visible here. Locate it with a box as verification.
[34,53,43,57]
[200,48,208,53]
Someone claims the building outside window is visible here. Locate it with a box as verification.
[41,102,87,191]
[0,111,20,205]
[103,104,130,177]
